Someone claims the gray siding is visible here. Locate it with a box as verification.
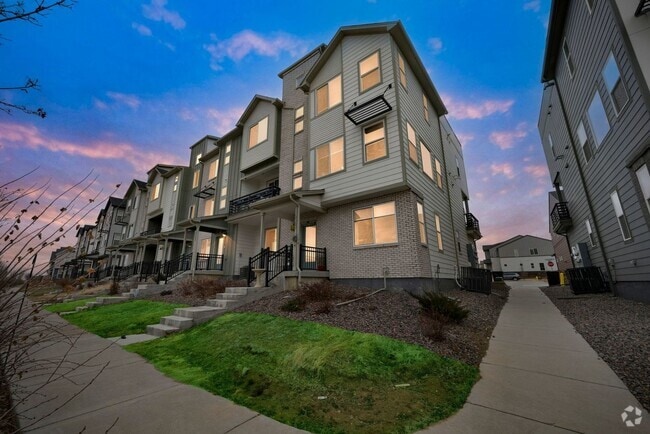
[240,102,279,172]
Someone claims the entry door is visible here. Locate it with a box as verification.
[304,225,316,247]
[264,228,277,251]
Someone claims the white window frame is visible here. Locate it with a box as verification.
[315,137,344,179]
[363,120,387,163]
[421,140,433,180]
[173,175,179,192]
[417,201,426,244]
[635,163,650,216]
[150,183,160,201]
[585,0,594,14]
[434,158,443,189]
[398,53,407,89]
[293,160,303,190]
[585,219,596,247]
[248,116,269,149]
[602,52,629,115]
[588,90,610,148]
[224,143,231,166]
[315,74,342,115]
[406,121,418,165]
[359,51,381,92]
[208,159,219,180]
[353,201,398,246]
[295,106,304,134]
[219,185,228,210]
[434,213,443,252]
[562,38,575,78]
[610,190,632,241]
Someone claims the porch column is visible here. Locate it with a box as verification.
[163,238,169,260]
[190,225,199,278]
[294,202,301,271]
[181,228,188,254]
[259,212,266,250]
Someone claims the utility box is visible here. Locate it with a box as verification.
[571,243,592,267]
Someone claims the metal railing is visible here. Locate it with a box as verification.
[465,213,482,239]
[567,267,608,294]
[161,253,193,283]
[459,267,491,295]
[247,248,270,286]
[299,245,327,271]
[550,202,572,234]
[139,261,161,282]
[140,228,160,236]
[229,186,281,215]
[195,253,224,271]
[247,245,292,287]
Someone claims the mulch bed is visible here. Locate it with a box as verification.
[542,286,650,411]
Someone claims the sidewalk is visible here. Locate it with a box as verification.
[423,280,648,433]
[12,313,306,433]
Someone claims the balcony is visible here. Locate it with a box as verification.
[194,182,216,199]
[635,0,650,16]
[465,213,482,240]
[140,228,160,236]
[115,212,130,225]
[550,202,573,234]
[229,186,281,215]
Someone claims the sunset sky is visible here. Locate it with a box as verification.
[1,0,552,261]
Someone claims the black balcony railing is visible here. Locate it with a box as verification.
[115,213,130,225]
[465,213,482,240]
[299,245,327,271]
[195,253,224,271]
[550,202,573,234]
[161,253,192,283]
[229,186,281,215]
[635,0,650,16]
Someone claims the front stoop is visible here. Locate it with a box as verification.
[174,306,226,324]
[146,324,180,337]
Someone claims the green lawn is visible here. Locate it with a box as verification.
[44,298,95,313]
[127,312,478,434]
[61,300,187,338]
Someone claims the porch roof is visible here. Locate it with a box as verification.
[226,190,325,224]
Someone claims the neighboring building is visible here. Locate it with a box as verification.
[89,21,484,290]
[483,235,558,276]
[539,0,650,301]
[48,246,75,279]
[548,192,573,272]
[109,179,149,267]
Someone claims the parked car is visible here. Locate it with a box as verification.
[503,272,520,281]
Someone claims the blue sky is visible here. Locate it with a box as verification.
[0,0,551,258]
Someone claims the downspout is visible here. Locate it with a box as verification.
[289,193,302,287]
[437,116,462,288]
[548,80,613,282]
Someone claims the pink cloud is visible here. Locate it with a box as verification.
[206,107,245,135]
[489,122,529,150]
[204,30,308,71]
[456,132,475,145]
[142,0,185,30]
[523,0,541,12]
[106,92,142,109]
[0,121,185,173]
[444,95,514,120]
[490,162,516,179]
[428,37,443,54]
[523,164,548,179]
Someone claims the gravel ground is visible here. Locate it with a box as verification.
[542,286,650,411]
[236,284,509,367]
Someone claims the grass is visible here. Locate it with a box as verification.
[60,300,187,338]
[43,298,96,313]
[127,312,478,433]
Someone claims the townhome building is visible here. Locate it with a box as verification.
[483,235,558,277]
[104,21,483,291]
[539,0,650,301]
[109,179,149,267]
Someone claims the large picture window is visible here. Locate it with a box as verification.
[208,159,219,180]
[315,137,344,178]
[359,51,381,92]
[588,91,610,148]
[249,117,269,149]
[316,75,342,115]
[354,201,398,246]
[363,121,386,162]
[421,141,433,179]
[602,53,628,115]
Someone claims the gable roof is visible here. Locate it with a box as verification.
[300,21,447,115]
[236,94,283,126]
[278,44,327,78]
[483,234,553,252]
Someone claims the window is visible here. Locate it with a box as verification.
[192,169,200,188]
[531,263,535,269]
[150,183,160,201]
[363,121,387,162]
[204,198,214,216]
[295,106,304,134]
[219,185,228,210]
[224,143,231,166]
[406,121,418,165]
[133,195,138,210]
[421,141,433,179]
[577,121,591,162]
[315,137,344,178]
[173,175,179,192]
[603,53,628,115]
[207,159,218,180]
[264,228,277,251]
[359,51,381,92]
[455,157,461,177]
[398,53,407,88]
[610,190,632,240]
[434,214,443,251]
[188,205,195,219]
[354,201,398,246]
[249,117,268,149]
[423,94,430,123]
[588,91,610,148]
[635,164,650,215]
[548,134,556,159]
[417,202,426,244]
[316,74,342,115]
[540,262,546,271]
[200,238,211,255]
[195,153,202,166]
[562,38,575,78]
[585,219,596,247]
[530,248,539,255]
[293,160,303,190]
[434,158,443,189]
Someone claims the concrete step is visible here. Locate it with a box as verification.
[96,296,130,305]
[146,324,179,337]
[225,287,249,295]
[207,299,242,309]
[85,301,100,308]
[121,292,135,299]
[215,293,246,300]
[174,306,225,324]
[76,306,89,312]
[161,315,194,330]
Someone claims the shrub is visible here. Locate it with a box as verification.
[420,312,448,341]
[408,290,469,324]
[160,289,173,296]
[108,280,120,295]
[313,301,332,315]
[296,281,336,303]
[280,297,306,312]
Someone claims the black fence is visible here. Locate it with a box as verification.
[299,245,327,271]
[459,267,491,295]
[195,254,223,271]
[247,245,293,287]
[566,267,608,294]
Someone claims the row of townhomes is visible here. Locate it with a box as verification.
[539,0,650,301]
[53,22,483,291]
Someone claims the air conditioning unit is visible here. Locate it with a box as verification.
[571,242,592,267]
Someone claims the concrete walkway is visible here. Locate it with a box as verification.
[12,312,306,433]
[424,280,648,434]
